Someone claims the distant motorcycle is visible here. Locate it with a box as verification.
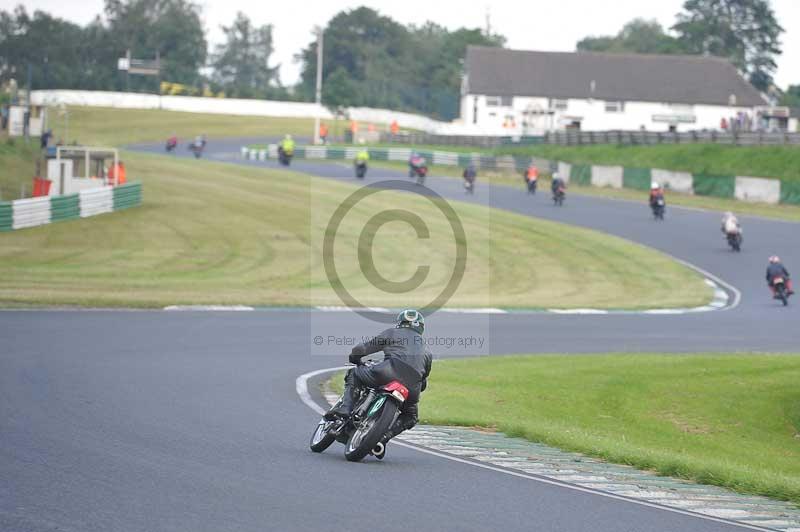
[553,186,565,206]
[309,363,410,462]
[409,157,428,186]
[165,138,177,153]
[189,142,203,159]
[410,164,428,186]
[278,146,293,166]
[464,180,474,194]
[355,161,368,179]
[651,197,665,220]
[726,231,742,252]
[527,179,538,195]
[771,277,791,306]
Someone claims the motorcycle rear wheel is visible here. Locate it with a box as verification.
[344,400,398,462]
[777,286,789,306]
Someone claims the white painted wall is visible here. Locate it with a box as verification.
[734,177,781,204]
[463,93,758,134]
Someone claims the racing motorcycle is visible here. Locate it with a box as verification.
[355,161,368,179]
[553,186,565,206]
[726,230,742,252]
[651,196,666,220]
[772,277,791,306]
[165,137,177,153]
[278,146,293,166]
[188,141,203,159]
[409,158,428,186]
[309,368,410,462]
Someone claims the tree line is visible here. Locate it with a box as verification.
[0,2,503,119]
[0,0,794,118]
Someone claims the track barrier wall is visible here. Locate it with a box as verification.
[243,145,799,206]
[0,182,142,232]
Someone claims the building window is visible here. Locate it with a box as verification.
[550,99,568,111]
[605,101,624,113]
[486,96,513,107]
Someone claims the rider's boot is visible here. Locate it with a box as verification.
[324,371,356,420]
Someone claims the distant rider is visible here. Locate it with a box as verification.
[721,211,741,236]
[525,164,539,194]
[463,164,476,190]
[766,255,794,296]
[280,134,295,156]
[551,173,566,195]
[649,182,665,207]
[325,309,432,459]
[355,142,369,177]
[409,152,425,174]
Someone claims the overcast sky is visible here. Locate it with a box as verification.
[4,0,799,89]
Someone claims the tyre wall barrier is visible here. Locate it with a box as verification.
[0,182,142,232]
[242,144,797,206]
[242,145,538,173]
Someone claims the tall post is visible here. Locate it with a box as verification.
[25,62,32,140]
[313,27,324,145]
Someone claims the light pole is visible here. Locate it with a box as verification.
[313,26,324,145]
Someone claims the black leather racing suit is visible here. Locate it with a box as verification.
[346,326,432,442]
[766,263,790,285]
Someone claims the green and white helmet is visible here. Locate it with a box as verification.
[396,308,424,334]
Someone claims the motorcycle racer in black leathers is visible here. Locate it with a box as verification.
[325,309,432,459]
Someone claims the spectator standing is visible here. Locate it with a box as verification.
[40,129,52,150]
[319,122,329,144]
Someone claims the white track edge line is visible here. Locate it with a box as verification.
[296,366,771,532]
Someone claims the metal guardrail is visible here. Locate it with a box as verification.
[379,130,800,148]
[543,130,800,146]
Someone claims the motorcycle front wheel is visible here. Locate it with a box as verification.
[309,418,337,453]
[344,399,398,462]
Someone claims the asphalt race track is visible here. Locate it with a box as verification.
[2,137,798,532]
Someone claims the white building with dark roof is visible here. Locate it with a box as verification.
[461,46,771,134]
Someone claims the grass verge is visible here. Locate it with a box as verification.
[47,106,319,146]
[418,354,800,504]
[0,152,710,309]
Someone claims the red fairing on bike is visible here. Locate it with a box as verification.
[383,381,409,402]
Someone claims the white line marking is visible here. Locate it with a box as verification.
[547,309,609,315]
[163,305,255,311]
[296,367,771,532]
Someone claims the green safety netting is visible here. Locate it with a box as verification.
[570,164,592,186]
[692,173,735,198]
[780,180,800,205]
[623,167,652,190]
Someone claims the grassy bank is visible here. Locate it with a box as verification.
[0,138,40,200]
[48,106,318,146]
[500,144,800,182]
[420,354,800,504]
[0,153,710,309]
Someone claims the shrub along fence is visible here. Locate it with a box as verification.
[0,182,142,231]
[242,145,798,206]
